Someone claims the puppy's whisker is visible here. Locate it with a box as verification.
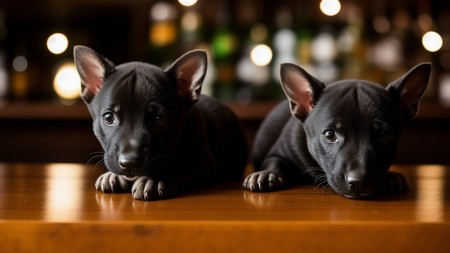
[86,152,106,173]
[94,159,105,170]
[313,174,330,191]
[301,167,323,176]
[324,186,337,195]
[87,152,104,164]
[86,153,106,173]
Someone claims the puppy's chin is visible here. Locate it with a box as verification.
[123,175,140,181]
[327,177,378,199]
[117,168,147,180]
[343,193,374,199]
[103,161,145,181]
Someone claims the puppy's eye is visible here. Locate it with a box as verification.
[154,113,166,126]
[379,130,393,144]
[323,130,338,143]
[102,112,116,125]
[375,122,393,145]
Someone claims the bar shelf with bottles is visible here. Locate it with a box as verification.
[0,0,450,117]
[146,0,450,107]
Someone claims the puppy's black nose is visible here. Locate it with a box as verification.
[346,177,364,192]
[345,176,367,192]
[118,157,137,171]
[118,139,141,172]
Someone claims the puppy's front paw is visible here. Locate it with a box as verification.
[131,177,174,201]
[385,171,409,194]
[243,171,285,192]
[95,172,131,193]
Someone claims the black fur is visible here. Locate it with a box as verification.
[243,63,431,199]
[74,46,247,201]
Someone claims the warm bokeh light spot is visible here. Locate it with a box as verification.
[181,11,201,31]
[320,0,341,16]
[47,33,69,54]
[422,31,443,52]
[250,44,273,67]
[150,22,177,46]
[53,63,81,100]
[178,0,198,7]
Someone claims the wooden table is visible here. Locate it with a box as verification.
[0,163,449,253]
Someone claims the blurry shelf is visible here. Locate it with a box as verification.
[0,100,449,164]
[0,101,279,121]
[226,102,279,121]
[416,102,450,120]
[0,100,449,121]
[0,102,91,121]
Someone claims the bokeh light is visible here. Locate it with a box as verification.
[181,11,201,31]
[250,23,268,42]
[150,22,177,46]
[12,56,28,72]
[250,44,273,67]
[273,29,297,54]
[212,32,236,59]
[47,33,69,54]
[237,57,270,87]
[372,36,402,71]
[418,14,433,31]
[422,31,443,52]
[320,0,341,17]
[373,16,390,34]
[53,63,81,100]
[151,2,177,21]
[0,53,7,97]
[178,0,198,7]
[311,32,337,63]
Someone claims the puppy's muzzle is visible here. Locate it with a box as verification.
[118,139,143,175]
[343,171,374,199]
[118,156,138,171]
[345,176,367,193]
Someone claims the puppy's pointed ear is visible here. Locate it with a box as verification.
[280,63,326,121]
[165,50,207,105]
[73,45,115,104]
[387,63,431,121]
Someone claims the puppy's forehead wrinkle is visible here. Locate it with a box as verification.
[325,81,393,121]
[112,72,156,104]
[99,63,177,123]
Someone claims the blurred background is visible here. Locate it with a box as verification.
[0,0,449,164]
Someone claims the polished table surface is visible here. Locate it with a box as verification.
[0,163,449,253]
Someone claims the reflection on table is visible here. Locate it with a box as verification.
[0,163,449,253]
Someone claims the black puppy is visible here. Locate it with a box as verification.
[243,63,431,198]
[74,46,247,201]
